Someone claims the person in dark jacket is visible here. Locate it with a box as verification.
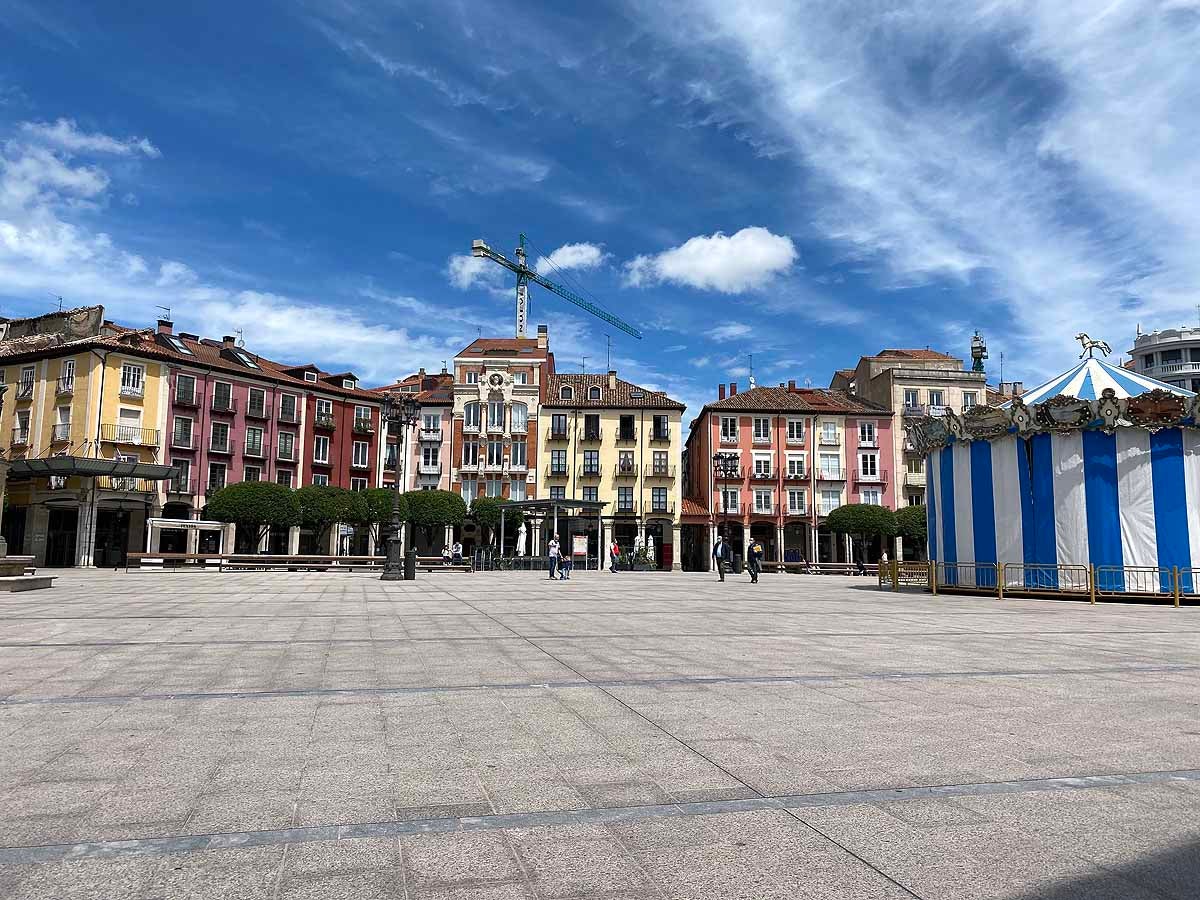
[713,536,730,581]
[747,539,763,584]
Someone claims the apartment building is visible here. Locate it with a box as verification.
[830,349,987,508]
[374,368,454,492]
[537,371,685,569]
[1128,326,1200,394]
[682,381,893,568]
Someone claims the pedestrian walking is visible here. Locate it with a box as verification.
[747,539,763,584]
[713,536,730,582]
[547,534,560,580]
[559,552,572,580]
[609,540,620,572]
[451,541,464,565]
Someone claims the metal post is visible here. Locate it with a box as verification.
[892,558,900,593]
[930,559,937,595]
[997,563,1005,601]
[382,394,418,582]
[1088,565,1096,604]
[499,508,506,562]
[1173,566,1181,608]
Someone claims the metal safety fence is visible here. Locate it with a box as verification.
[904,560,1192,605]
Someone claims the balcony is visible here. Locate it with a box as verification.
[646,502,675,516]
[616,429,637,443]
[750,469,775,481]
[119,381,145,399]
[578,464,602,478]
[245,403,270,420]
[101,424,160,446]
[818,433,841,447]
[175,389,199,408]
[483,460,506,473]
[10,428,29,446]
[614,463,638,478]
[353,418,375,434]
[752,434,771,446]
[51,423,71,443]
[243,442,265,459]
[817,468,847,481]
[902,404,927,418]
[854,469,888,484]
[210,396,237,414]
[277,445,295,462]
[486,421,506,435]
[785,469,809,481]
[614,502,637,515]
[98,476,154,493]
[819,505,841,517]
[277,407,298,424]
[717,503,740,515]
[508,460,528,473]
[858,437,879,448]
[510,420,528,435]
[314,413,336,430]
[786,505,808,517]
[1147,361,1200,377]
[645,464,675,478]
[904,470,926,487]
[205,481,226,497]
[208,439,232,454]
[546,464,569,478]
[786,432,806,446]
[719,432,739,445]
[580,428,602,443]
[420,428,443,442]
[650,429,670,443]
[15,382,34,401]
[463,420,481,435]
[547,427,568,441]
[351,457,371,470]
[56,377,75,396]
[418,462,441,476]
[714,466,745,481]
[167,475,190,494]
[752,504,775,516]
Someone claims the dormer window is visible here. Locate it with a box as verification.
[304,372,318,383]
[588,386,601,401]
[560,385,573,400]
[342,378,356,389]
[162,335,192,355]
[231,349,259,369]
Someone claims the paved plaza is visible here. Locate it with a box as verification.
[0,569,1198,899]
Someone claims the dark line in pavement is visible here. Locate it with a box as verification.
[2,768,1197,866]
[3,662,1194,707]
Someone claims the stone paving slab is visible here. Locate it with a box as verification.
[0,569,1198,898]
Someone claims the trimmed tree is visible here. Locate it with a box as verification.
[295,485,370,551]
[364,487,408,549]
[826,503,897,562]
[896,504,928,559]
[206,481,301,550]
[405,489,467,551]
[469,496,524,548]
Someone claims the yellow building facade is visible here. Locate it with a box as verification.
[537,372,684,569]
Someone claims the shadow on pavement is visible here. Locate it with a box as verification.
[1015,840,1200,900]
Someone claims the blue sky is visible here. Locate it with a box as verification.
[2,1,1199,418]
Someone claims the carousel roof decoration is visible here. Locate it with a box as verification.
[906,333,1198,455]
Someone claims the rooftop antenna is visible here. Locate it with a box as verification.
[606,334,612,371]
[55,295,64,312]
[581,356,587,375]
[999,351,1005,384]
[747,353,756,389]
[155,305,171,321]
[235,328,246,349]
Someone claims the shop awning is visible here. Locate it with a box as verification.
[6,456,179,480]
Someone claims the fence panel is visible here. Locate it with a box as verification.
[936,562,999,592]
[1000,564,1090,594]
[1094,565,1174,597]
[1181,569,1200,599]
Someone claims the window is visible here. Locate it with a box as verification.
[276,470,293,488]
[583,413,601,440]
[314,435,330,463]
[821,421,838,444]
[351,477,367,491]
[279,393,297,422]
[928,389,945,408]
[208,462,227,492]
[120,363,144,396]
[245,426,264,457]
[53,405,71,441]
[462,440,479,467]
[464,402,481,431]
[550,485,566,500]
[820,489,840,515]
[486,478,503,498]
[210,421,230,452]
[422,445,440,467]
[720,417,738,442]
[753,417,770,442]
[787,419,805,443]
[513,371,528,384]
[384,442,398,470]
[588,386,602,400]
[511,403,527,433]
[753,453,772,478]
[653,450,669,474]
[906,457,924,474]
[559,385,573,400]
[278,431,295,461]
[354,405,371,425]
[13,409,30,442]
[487,401,505,430]
[652,415,669,441]
[172,416,193,448]
[582,486,598,502]
[162,334,192,355]
[962,392,977,410]
[754,489,773,513]
[551,449,567,474]
[511,440,526,468]
[342,378,356,389]
[819,453,841,478]
[618,450,635,474]
[651,487,668,512]
[617,486,634,511]
[461,479,477,504]
[583,449,600,475]
[787,454,806,478]
[316,398,333,418]
[465,370,479,384]
[860,453,878,477]
[244,466,261,482]
[618,414,635,440]
[859,421,876,446]
[352,441,369,468]
[788,489,807,513]
[211,381,233,411]
[247,388,266,417]
[721,488,739,513]
[904,389,920,408]
[907,494,923,506]
[312,473,329,485]
[487,440,504,467]
[60,359,75,390]
[550,413,567,437]
[304,371,318,383]
[423,413,439,432]
[861,488,882,505]
[510,480,526,501]
[170,458,190,492]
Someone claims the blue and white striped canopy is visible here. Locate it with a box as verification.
[1003,358,1194,407]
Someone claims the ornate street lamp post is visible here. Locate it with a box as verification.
[381,392,421,581]
[712,451,740,565]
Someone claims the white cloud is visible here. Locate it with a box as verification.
[689,355,712,367]
[21,118,161,158]
[623,227,796,293]
[446,253,507,293]
[707,322,752,340]
[534,242,607,275]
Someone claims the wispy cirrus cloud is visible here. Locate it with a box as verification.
[21,117,160,158]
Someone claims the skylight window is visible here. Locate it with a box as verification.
[232,349,260,369]
[163,335,192,355]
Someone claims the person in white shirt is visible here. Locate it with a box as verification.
[547,534,560,580]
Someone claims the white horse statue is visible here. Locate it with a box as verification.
[1075,333,1112,359]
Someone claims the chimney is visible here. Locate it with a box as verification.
[221,335,236,349]
[607,369,617,390]
[788,379,797,392]
[718,384,726,401]
[537,324,548,350]
[1012,381,1024,397]
[157,318,173,334]
[179,332,199,342]
[729,382,738,396]
[418,367,425,377]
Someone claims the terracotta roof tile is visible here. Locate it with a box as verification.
[541,373,685,410]
[702,386,890,415]
[459,337,548,358]
[873,348,956,360]
[681,497,710,519]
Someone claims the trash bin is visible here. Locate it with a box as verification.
[731,553,743,575]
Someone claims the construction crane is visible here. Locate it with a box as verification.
[471,233,643,340]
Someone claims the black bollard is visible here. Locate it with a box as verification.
[404,548,417,580]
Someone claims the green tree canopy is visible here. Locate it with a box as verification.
[826,503,897,561]
[295,485,369,545]
[896,504,928,553]
[205,481,300,544]
[364,487,407,525]
[469,496,524,547]
[405,489,467,547]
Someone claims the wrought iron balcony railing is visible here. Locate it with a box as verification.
[101,424,159,446]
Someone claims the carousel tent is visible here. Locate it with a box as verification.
[909,351,1200,593]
